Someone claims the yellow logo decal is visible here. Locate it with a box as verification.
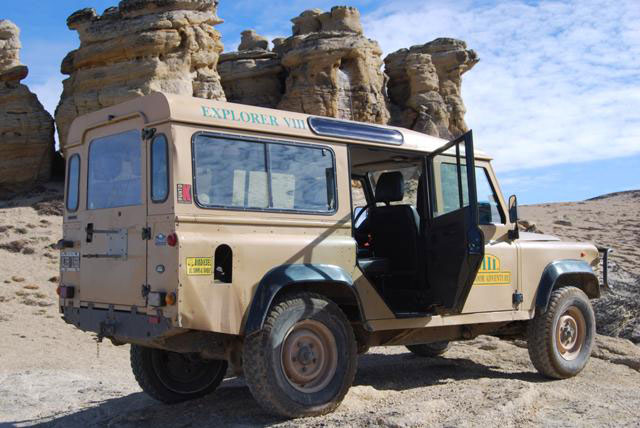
[474,254,511,286]
[186,257,212,276]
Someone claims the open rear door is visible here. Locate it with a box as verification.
[425,131,484,314]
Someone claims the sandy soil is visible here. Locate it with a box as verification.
[1,185,639,427]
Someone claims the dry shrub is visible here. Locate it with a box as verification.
[0,240,30,253]
[32,198,64,216]
[11,276,25,282]
[23,285,39,290]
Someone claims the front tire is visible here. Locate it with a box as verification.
[406,341,451,357]
[527,286,595,379]
[243,292,357,418]
[130,345,227,404]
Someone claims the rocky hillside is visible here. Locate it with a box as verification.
[521,190,640,343]
[0,187,639,426]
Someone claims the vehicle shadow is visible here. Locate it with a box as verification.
[11,350,547,428]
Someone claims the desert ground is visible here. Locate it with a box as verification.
[0,185,639,427]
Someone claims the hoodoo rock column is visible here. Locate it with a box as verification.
[0,20,55,196]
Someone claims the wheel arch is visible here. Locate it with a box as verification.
[243,264,364,336]
[535,259,600,312]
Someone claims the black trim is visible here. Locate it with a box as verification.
[308,117,404,146]
[66,154,80,212]
[535,259,600,311]
[190,131,338,216]
[150,134,170,203]
[243,264,361,335]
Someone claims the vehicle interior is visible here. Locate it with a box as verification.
[349,140,484,316]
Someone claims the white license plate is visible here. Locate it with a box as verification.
[60,252,80,272]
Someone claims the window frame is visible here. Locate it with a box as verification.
[86,129,143,211]
[150,133,170,204]
[66,153,81,212]
[191,131,338,216]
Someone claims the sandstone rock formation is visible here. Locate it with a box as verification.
[0,20,55,197]
[218,31,283,108]
[277,7,389,124]
[385,38,478,139]
[219,7,390,124]
[55,0,225,147]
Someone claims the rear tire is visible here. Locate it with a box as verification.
[130,345,227,404]
[243,292,357,418]
[406,341,451,357]
[527,286,595,379]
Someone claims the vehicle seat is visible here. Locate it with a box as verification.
[368,172,420,285]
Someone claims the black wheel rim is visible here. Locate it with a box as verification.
[151,350,225,395]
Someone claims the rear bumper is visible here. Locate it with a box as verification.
[62,304,176,343]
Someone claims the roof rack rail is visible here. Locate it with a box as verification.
[308,117,404,145]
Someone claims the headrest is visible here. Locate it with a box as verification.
[375,171,404,203]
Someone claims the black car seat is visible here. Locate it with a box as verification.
[368,172,420,288]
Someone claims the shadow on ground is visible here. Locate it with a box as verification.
[8,349,546,427]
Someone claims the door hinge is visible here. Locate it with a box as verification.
[512,291,524,306]
[141,284,151,298]
[141,227,152,240]
[141,127,156,140]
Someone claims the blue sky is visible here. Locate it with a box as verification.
[3,0,639,204]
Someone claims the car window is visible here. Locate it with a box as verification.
[87,130,142,210]
[193,134,336,213]
[476,167,505,224]
[435,163,504,223]
[438,162,470,216]
[151,135,169,203]
[194,137,268,209]
[66,154,80,212]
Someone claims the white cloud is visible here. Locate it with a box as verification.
[362,0,640,172]
[28,75,63,149]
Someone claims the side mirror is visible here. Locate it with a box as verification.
[508,195,519,240]
[353,206,368,227]
[508,194,518,223]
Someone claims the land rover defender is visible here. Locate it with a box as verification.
[57,92,609,417]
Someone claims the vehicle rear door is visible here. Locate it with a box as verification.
[78,119,148,307]
[425,130,484,314]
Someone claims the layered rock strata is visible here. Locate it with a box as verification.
[385,38,478,139]
[219,7,390,124]
[55,0,225,147]
[217,31,283,108]
[277,7,389,123]
[0,20,55,196]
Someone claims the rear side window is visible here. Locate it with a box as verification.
[87,130,142,210]
[66,154,80,212]
[193,134,336,213]
[151,135,169,203]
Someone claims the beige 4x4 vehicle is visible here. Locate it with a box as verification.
[57,93,609,418]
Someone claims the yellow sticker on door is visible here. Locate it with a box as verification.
[474,254,512,286]
[186,257,212,275]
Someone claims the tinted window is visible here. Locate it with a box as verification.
[438,162,469,216]
[436,163,504,223]
[66,154,80,212]
[193,135,336,213]
[268,144,335,211]
[476,168,505,224]
[194,136,268,209]
[87,130,142,210]
[151,135,169,202]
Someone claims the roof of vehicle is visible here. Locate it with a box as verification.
[66,92,491,159]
